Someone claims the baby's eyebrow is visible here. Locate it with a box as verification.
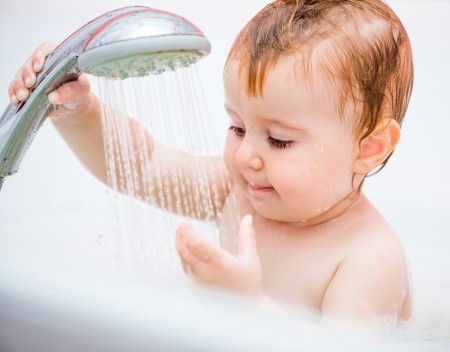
[259,116,302,132]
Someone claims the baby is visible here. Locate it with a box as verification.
[8,0,413,332]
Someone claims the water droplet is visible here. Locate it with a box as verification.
[97,234,105,246]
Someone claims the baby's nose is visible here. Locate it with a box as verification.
[235,136,264,171]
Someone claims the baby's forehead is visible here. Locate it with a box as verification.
[224,55,344,103]
[225,56,356,121]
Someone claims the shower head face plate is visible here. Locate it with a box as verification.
[87,51,203,79]
[77,9,211,79]
[79,35,209,79]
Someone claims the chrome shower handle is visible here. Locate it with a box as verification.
[0,54,79,180]
[0,6,149,188]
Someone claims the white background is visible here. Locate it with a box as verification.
[0,0,449,335]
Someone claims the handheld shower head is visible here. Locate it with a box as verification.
[0,6,211,189]
[78,9,211,79]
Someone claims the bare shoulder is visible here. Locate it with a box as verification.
[321,196,411,331]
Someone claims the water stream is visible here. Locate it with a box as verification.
[97,66,224,280]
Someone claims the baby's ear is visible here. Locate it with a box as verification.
[352,118,401,175]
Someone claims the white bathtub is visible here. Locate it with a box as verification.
[0,204,449,351]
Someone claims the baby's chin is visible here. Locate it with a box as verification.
[254,204,344,227]
[252,206,313,226]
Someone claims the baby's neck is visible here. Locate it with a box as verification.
[274,191,367,230]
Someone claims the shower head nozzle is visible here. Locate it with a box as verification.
[78,9,211,79]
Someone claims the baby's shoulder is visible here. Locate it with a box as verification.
[335,204,410,293]
[334,195,402,252]
[322,207,411,326]
[345,226,407,272]
[328,197,409,292]
[339,205,406,263]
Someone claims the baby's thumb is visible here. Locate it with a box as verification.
[47,75,90,117]
[238,214,257,260]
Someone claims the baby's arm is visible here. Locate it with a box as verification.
[320,234,411,332]
[8,44,229,219]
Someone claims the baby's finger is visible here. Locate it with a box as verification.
[238,214,258,261]
[47,75,91,119]
[8,70,29,104]
[7,43,57,105]
[176,240,204,278]
[8,93,19,106]
[31,43,57,73]
[20,58,37,89]
[178,224,222,264]
[48,75,90,107]
[175,232,190,275]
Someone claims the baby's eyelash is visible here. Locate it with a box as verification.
[229,126,293,149]
[267,136,293,149]
[229,125,246,137]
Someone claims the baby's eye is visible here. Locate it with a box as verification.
[229,125,246,137]
[267,136,294,149]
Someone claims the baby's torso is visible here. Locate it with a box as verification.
[218,187,349,316]
[247,217,344,316]
[217,186,407,318]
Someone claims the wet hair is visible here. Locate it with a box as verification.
[226,0,413,169]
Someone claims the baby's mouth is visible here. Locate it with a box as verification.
[247,182,274,193]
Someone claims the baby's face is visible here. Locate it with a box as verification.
[223,58,361,224]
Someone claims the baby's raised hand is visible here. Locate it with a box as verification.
[176,215,265,299]
[8,43,92,120]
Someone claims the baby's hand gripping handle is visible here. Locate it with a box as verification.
[0,53,80,179]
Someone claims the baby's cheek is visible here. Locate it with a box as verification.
[223,138,237,172]
[274,158,321,184]
[272,164,320,203]
[274,161,343,202]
